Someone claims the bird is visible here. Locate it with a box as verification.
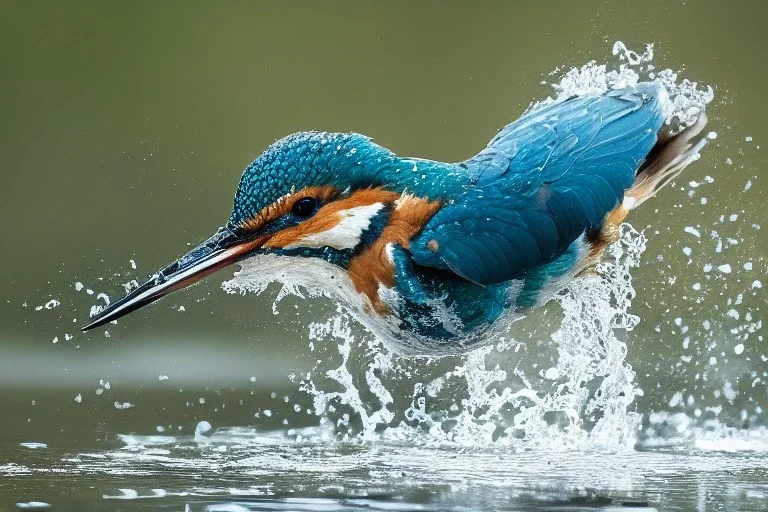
[82,82,708,355]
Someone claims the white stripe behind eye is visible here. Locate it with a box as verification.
[286,202,385,250]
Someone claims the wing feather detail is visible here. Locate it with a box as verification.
[411,83,666,285]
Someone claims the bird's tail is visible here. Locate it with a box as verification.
[586,114,709,261]
[626,113,709,210]
[604,113,709,228]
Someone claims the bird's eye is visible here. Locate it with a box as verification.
[292,197,317,218]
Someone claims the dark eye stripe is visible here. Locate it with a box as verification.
[292,197,317,218]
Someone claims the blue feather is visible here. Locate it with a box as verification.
[410,83,666,285]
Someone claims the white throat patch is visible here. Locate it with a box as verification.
[287,202,385,250]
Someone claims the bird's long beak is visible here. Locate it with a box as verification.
[81,226,267,332]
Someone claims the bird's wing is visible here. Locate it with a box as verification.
[410,83,666,285]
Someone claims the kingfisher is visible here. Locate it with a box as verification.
[83,82,708,354]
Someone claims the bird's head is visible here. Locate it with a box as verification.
[82,131,409,331]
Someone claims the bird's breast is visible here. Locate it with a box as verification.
[347,193,441,313]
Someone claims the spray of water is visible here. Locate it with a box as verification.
[278,225,646,449]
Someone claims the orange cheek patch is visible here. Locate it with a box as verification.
[263,187,400,249]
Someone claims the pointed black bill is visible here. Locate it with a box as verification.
[81,226,266,332]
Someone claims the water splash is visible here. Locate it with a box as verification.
[538,40,714,130]
[226,225,646,449]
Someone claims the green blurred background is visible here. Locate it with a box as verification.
[1,0,766,444]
